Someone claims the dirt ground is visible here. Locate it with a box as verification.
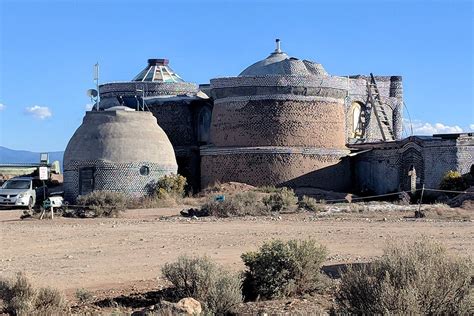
[1,206,472,294]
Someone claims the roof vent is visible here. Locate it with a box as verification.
[275,39,281,53]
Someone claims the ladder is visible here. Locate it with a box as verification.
[367,73,395,141]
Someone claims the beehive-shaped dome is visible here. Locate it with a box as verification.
[64,109,177,201]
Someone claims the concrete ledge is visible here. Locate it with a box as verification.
[200,146,350,156]
[214,94,345,105]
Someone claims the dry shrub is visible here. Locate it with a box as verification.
[298,195,324,212]
[200,186,299,217]
[336,238,472,314]
[161,255,242,314]
[440,170,469,192]
[75,288,93,304]
[202,191,269,217]
[263,187,298,212]
[0,272,66,315]
[76,190,127,217]
[35,287,66,313]
[241,239,329,300]
[154,174,187,200]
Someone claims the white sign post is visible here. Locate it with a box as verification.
[39,167,49,180]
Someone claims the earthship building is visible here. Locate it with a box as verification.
[63,40,473,202]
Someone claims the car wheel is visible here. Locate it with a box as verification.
[28,197,34,211]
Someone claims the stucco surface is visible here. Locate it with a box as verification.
[64,111,176,164]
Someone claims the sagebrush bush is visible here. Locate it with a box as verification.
[298,195,324,212]
[154,174,187,200]
[75,288,93,304]
[439,170,469,192]
[162,255,242,314]
[336,238,472,314]
[263,187,298,212]
[241,239,329,300]
[35,287,66,313]
[0,272,66,315]
[202,191,269,217]
[76,190,127,217]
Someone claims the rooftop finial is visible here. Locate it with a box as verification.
[275,38,281,53]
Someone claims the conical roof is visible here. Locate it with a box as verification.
[132,59,185,83]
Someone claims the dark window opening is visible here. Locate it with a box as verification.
[140,166,150,176]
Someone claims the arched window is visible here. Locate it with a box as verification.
[351,102,364,138]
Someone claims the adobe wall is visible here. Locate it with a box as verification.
[201,147,351,191]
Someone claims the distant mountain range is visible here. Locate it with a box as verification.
[0,146,64,166]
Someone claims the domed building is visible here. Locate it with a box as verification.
[200,40,352,190]
[63,108,177,202]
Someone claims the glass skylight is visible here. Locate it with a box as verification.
[132,59,184,83]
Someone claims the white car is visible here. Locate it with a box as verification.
[0,177,48,209]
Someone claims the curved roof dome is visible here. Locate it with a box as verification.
[64,110,177,166]
[239,39,328,77]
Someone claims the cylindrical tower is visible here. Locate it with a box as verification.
[64,108,177,202]
[201,40,351,190]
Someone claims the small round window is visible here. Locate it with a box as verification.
[139,166,150,176]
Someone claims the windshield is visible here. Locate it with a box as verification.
[2,180,31,190]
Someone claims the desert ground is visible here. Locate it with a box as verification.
[1,205,472,307]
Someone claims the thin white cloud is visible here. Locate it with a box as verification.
[0,103,5,111]
[403,119,463,135]
[469,124,474,131]
[85,104,94,111]
[25,105,52,120]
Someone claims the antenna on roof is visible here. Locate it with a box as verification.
[275,38,281,53]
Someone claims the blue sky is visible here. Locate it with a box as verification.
[0,0,473,152]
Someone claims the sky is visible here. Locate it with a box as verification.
[0,0,473,152]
